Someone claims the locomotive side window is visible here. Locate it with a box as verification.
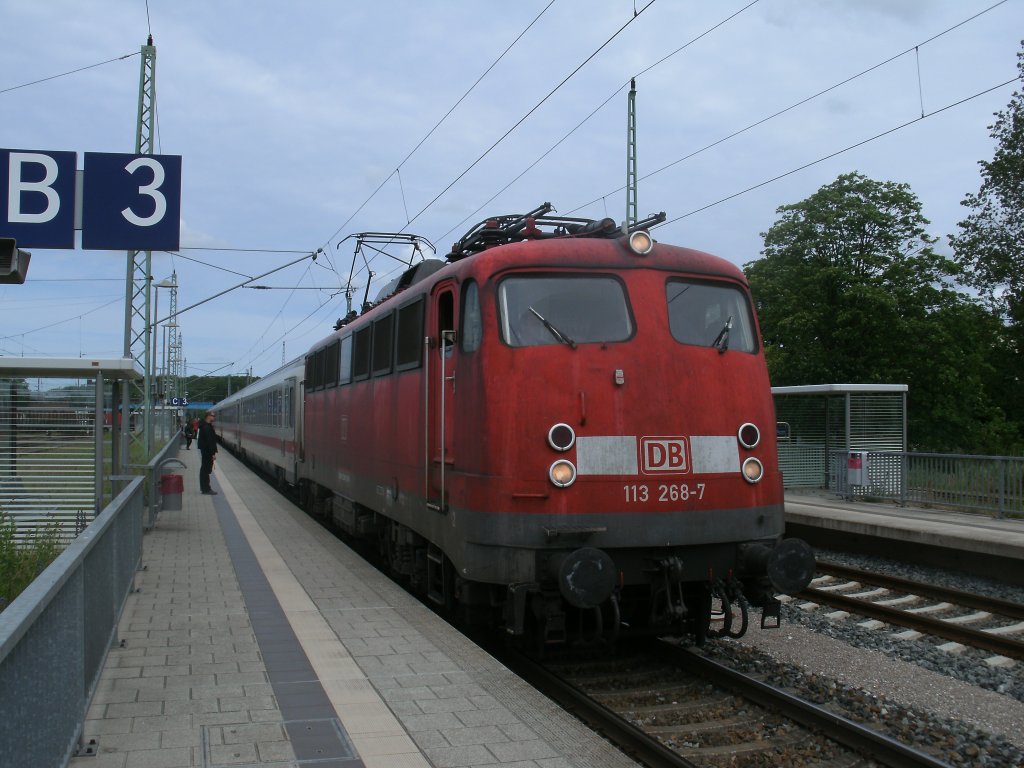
[317,348,327,389]
[324,340,339,387]
[461,281,482,353]
[309,348,326,390]
[352,326,371,380]
[665,280,757,353]
[498,275,633,347]
[372,312,395,376]
[338,334,353,385]
[396,298,424,371]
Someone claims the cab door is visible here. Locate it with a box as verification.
[426,282,457,511]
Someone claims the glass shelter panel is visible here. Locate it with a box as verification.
[1,377,100,541]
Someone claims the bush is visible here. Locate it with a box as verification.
[0,510,63,614]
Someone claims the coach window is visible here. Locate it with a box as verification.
[325,340,339,387]
[461,281,482,353]
[372,313,395,376]
[338,334,353,385]
[396,298,424,371]
[666,279,757,353]
[353,326,371,380]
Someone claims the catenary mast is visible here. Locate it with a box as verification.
[122,36,157,464]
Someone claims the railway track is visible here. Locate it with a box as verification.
[796,561,1024,662]
[495,640,954,768]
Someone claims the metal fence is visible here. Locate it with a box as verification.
[828,449,1024,518]
[0,476,144,768]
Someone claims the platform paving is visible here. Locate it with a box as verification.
[70,450,639,768]
[785,491,1024,558]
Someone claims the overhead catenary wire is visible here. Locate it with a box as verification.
[320,0,559,248]
[0,52,140,96]
[656,77,1019,228]
[556,1,1010,215]
[401,0,658,234]
[434,0,762,246]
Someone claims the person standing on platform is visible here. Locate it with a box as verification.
[197,411,219,495]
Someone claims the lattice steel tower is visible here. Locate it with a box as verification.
[165,271,181,403]
[122,36,157,462]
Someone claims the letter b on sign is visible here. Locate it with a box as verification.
[1,149,77,248]
[641,437,689,474]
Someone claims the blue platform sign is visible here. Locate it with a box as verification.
[81,152,182,250]
[1,148,181,250]
[1,149,77,248]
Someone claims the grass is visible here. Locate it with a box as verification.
[0,509,63,615]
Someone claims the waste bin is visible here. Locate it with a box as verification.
[847,451,868,487]
[160,473,183,511]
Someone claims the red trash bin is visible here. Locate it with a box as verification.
[160,473,183,511]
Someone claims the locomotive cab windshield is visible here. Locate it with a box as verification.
[499,274,634,347]
[666,279,757,353]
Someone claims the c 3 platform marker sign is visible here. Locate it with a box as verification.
[1,148,181,251]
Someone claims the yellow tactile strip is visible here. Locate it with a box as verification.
[215,469,429,768]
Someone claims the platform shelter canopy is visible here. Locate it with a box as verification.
[772,384,907,491]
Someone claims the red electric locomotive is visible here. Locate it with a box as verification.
[291,204,814,648]
[218,206,814,646]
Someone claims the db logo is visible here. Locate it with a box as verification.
[640,437,689,474]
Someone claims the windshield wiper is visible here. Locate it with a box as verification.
[712,316,733,354]
[529,306,577,349]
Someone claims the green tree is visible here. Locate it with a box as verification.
[746,172,1015,452]
[950,40,1024,431]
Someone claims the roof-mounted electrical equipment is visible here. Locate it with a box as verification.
[447,203,666,261]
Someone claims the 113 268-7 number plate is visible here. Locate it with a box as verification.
[623,483,706,503]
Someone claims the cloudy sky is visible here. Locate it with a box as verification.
[1,0,1021,382]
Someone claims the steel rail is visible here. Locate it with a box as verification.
[799,586,1024,661]
[816,560,1024,619]
[495,647,701,768]
[654,642,954,768]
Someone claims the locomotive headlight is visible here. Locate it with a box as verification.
[547,423,576,451]
[742,457,764,484]
[627,230,654,255]
[738,422,760,449]
[549,459,577,488]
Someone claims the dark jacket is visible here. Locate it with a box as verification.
[197,419,218,455]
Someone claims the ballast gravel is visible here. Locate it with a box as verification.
[700,549,1024,767]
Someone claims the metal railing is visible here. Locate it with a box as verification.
[0,476,145,768]
[828,449,1024,519]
